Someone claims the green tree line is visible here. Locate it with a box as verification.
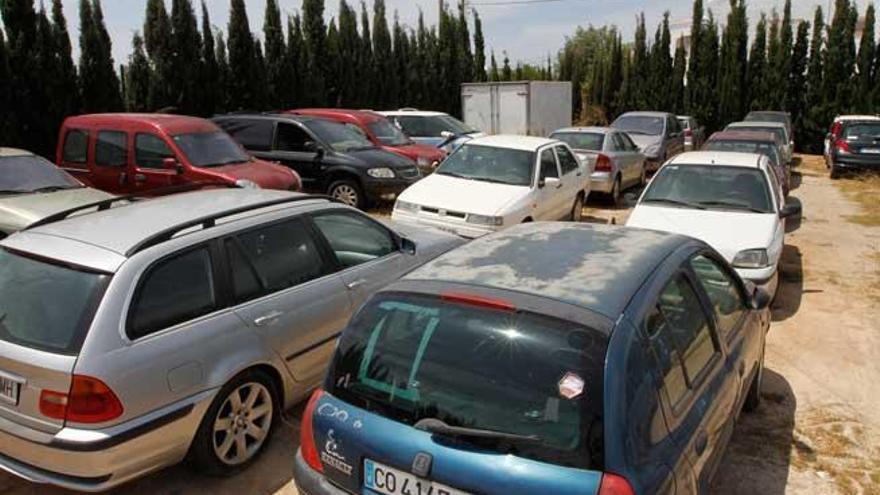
[0,0,493,158]
[560,0,878,152]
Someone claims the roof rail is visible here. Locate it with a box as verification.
[126,194,332,256]
[24,182,236,231]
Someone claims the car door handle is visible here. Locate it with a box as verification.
[253,311,284,327]
[695,431,709,455]
[346,279,367,290]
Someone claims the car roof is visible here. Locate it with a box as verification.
[379,110,448,117]
[0,147,33,157]
[552,126,612,134]
[835,114,880,121]
[746,111,789,117]
[708,130,779,142]
[728,121,786,129]
[616,111,672,118]
[214,113,322,125]
[468,134,559,151]
[64,113,219,135]
[669,151,764,168]
[290,108,385,123]
[404,222,691,319]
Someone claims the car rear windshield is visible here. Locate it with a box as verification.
[173,132,251,167]
[436,144,534,186]
[731,126,786,143]
[551,132,604,151]
[328,292,607,470]
[843,123,880,141]
[704,141,779,166]
[643,164,773,213]
[613,115,665,135]
[0,155,82,194]
[0,248,109,354]
[368,119,411,147]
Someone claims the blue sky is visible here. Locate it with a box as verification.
[47,0,867,68]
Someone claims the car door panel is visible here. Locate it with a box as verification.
[535,147,565,220]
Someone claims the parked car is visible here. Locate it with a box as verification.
[379,109,485,153]
[677,115,705,151]
[293,222,771,495]
[725,121,793,165]
[703,130,790,195]
[550,126,646,205]
[391,135,590,238]
[0,188,462,492]
[824,114,880,167]
[627,151,800,297]
[213,113,421,209]
[57,114,300,194]
[826,118,880,179]
[0,147,114,236]
[288,109,446,173]
[611,111,685,171]
[744,111,793,146]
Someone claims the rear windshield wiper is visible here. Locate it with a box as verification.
[414,417,542,444]
[641,198,707,210]
[697,200,767,213]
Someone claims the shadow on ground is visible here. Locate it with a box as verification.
[772,244,804,322]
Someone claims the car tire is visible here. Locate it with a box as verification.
[189,369,279,476]
[743,346,765,413]
[328,179,365,209]
[610,176,622,207]
[570,193,584,222]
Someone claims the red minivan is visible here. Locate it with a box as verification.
[57,113,301,194]
[289,109,446,173]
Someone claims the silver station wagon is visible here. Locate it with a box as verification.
[0,189,461,492]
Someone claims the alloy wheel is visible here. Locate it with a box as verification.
[212,382,274,466]
[331,184,360,207]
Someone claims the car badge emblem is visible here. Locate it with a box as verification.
[412,452,433,478]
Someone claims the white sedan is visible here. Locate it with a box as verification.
[391,135,591,238]
[626,151,800,296]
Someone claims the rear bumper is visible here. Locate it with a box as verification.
[0,390,214,492]
[832,155,880,171]
[590,172,615,193]
[294,449,348,495]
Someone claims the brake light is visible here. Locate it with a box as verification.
[599,473,636,495]
[300,388,324,473]
[440,292,516,311]
[594,154,613,172]
[684,128,693,137]
[835,138,851,154]
[830,122,842,138]
[39,375,123,423]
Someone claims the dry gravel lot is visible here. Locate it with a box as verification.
[1,155,878,495]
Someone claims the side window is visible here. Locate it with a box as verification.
[135,133,175,169]
[539,149,559,179]
[610,133,625,152]
[62,130,89,165]
[312,212,397,268]
[764,162,783,208]
[621,133,638,151]
[225,218,328,303]
[275,123,312,152]
[221,119,274,151]
[398,116,428,137]
[690,255,747,340]
[555,145,580,175]
[646,305,689,408]
[129,248,217,339]
[95,131,127,167]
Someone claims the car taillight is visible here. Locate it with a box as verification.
[300,388,324,473]
[39,375,124,423]
[599,473,636,495]
[835,138,851,154]
[595,154,613,172]
[684,129,693,137]
[830,122,842,138]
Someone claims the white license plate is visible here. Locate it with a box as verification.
[0,374,21,406]
[861,148,880,154]
[364,459,470,495]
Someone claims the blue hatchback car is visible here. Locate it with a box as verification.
[293,223,771,495]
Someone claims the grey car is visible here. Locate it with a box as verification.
[744,111,793,147]
[0,189,462,492]
[550,127,646,205]
[0,148,113,236]
[611,111,685,171]
[677,115,706,151]
[726,121,793,165]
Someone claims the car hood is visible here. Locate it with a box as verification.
[346,147,416,169]
[398,173,530,216]
[626,205,778,260]
[211,160,301,191]
[626,134,663,150]
[0,187,114,233]
[384,143,446,163]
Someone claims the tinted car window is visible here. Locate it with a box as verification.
[0,249,109,354]
[550,132,604,151]
[843,122,880,140]
[397,115,475,137]
[0,155,81,192]
[690,255,746,340]
[704,140,779,167]
[657,274,718,386]
[226,219,328,301]
[274,122,312,152]
[368,119,410,146]
[646,305,689,408]
[437,144,534,186]
[135,133,175,169]
[312,212,396,268]
[621,133,638,151]
[643,164,773,213]
[63,130,89,164]
[614,115,665,136]
[129,248,217,339]
[173,132,250,167]
[220,119,274,151]
[95,131,127,167]
[556,146,580,174]
[302,119,374,152]
[329,292,607,470]
[540,149,559,179]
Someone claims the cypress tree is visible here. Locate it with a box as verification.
[144,0,174,110]
[473,11,486,82]
[489,50,499,81]
[630,14,648,109]
[200,1,218,115]
[171,0,202,114]
[747,15,768,110]
[457,0,473,83]
[392,13,410,107]
[337,1,359,107]
[695,11,719,130]
[1,0,38,150]
[325,20,341,106]
[789,21,810,144]
[78,0,121,113]
[824,0,857,113]
[686,0,703,113]
[52,0,79,119]
[717,0,748,123]
[227,0,256,110]
[215,32,230,111]
[253,39,268,109]
[359,2,374,107]
[501,52,512,81]
[33,6,58,155]
[372,0,394,108]
[263,0,287,109]
[303,0,327,105]
[856,4,875,112]
[766,9,782,109]
[804,7,827,153]
[91,0,121,109]
[287,14,305,107]
[773,0,794,111]
[437,1,460,114]
[125,33,151,112]
[0,28,12,144]
[649,12,672,109]
[671,38,686,114]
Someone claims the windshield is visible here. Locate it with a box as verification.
[843,123,880,141]
[551,132,604,151]
[613,115,665,135]
[0,249,110,354]
[173,132,250,167]
[436,144,534,186]
[368,119,411,147]
[642,164,773,213]
[397,115,478,138]
[704,141,780,166]
[305,120,374,152]
[0,155,81,194]
[329,292,606,470]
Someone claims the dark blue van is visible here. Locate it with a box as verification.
[294,223,770,495]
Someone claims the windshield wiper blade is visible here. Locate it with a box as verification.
[641,198,706,210]
[414,418,542,444]
[697,200,766,213]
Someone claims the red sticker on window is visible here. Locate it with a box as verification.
[558,372,585,400]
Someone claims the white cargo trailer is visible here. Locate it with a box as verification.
[461,81,572,137]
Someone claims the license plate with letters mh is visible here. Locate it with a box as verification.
[364,459,470,495]
[0,372,22,406]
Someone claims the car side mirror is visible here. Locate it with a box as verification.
[751,287,772,310]
[779,200,801,219]
[440,131,456,139]
[539,176,559,189]
[162,157,183,174]
[400,237,417,255]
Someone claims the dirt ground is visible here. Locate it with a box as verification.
[1,155,878,495]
